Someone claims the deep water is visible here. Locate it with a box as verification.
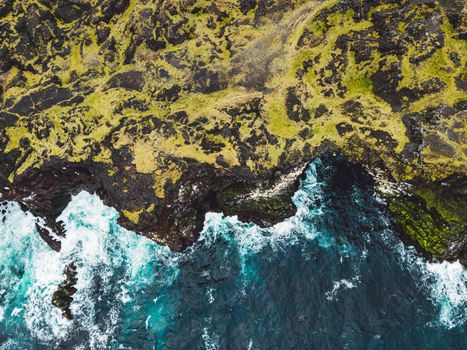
[0,158,466,350]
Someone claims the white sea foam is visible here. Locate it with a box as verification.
[0,339,15,350]
[325,276,361,301]
[425,260,467,329]
[207,288,215,304]
[0,191,180,349]
[1,160,466,349]
[0,200,67,344]
[55,191,179,349]
[202,323,220,350]
[199,161,325,257]
[201,164,467,331]
[382,229,467,329]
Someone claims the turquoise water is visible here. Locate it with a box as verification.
[0,158,466,349]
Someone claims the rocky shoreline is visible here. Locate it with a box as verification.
[1,154,306,251]
[4,150,465,320]
[0,0,465,318]
[1,150,465,264]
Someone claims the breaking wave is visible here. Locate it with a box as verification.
[0,158,465,349]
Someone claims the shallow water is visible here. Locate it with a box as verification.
[0,158,466,349]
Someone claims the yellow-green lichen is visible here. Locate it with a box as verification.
[0,0,465,236]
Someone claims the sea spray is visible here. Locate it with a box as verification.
[425,261,467,329]
[0,193,180,349]
[0,200,66,346]
[0,159,466,349]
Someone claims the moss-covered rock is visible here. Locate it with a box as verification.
[0,0,465,259]
[388,179,467,262]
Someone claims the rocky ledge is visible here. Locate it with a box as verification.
[0,0,466,316]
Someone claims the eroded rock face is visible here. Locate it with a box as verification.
[0,0,465,264]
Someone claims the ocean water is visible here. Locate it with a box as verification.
[0,158,466,349]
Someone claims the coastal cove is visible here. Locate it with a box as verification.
[0,157,466,349]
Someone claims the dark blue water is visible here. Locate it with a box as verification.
[0,158,466,349]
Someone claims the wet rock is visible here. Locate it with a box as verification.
[458,248,467,267]
[387,178,467,264]
[36,223,62,252]
[52,262,78,320]
[216,164,304,227]
[2,162,94,246]
[229,194,296,226]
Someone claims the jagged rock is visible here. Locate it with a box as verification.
[52,262,78,320]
